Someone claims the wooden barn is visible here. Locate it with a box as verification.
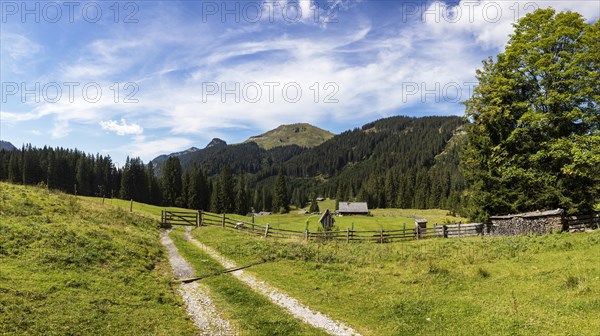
[338,202,369,216]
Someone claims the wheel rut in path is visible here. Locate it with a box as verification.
[160,230,234,335]
[184,227,362,336]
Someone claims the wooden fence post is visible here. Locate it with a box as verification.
[130,199,133,213]
[161,210,165,225]
[380,228,384,243]
[221,214,226,228]
[196,211,201,227]
[443,225,448,238]
[304,230,308,241]
[264,224,270,238]
[415,224,420,240]
[346,228,350,243]
[403,223,406,238]
[458,223,461,238]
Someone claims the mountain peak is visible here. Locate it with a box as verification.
[206,138,227,149]
[245,123,334,149]
[0,140,17,151]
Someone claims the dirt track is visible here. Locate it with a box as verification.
[160,230,235,335]
[184,227,361,336]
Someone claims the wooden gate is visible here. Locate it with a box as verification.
[162,210,200,226]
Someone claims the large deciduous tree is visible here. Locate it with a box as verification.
[464,9,600,220]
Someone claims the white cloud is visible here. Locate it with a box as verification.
[0,32,41,59]
[423,1,600,50]
[127,137,193,160]
[51,120,70,139]
[0,32,42,75]
[100,119,143,136]
[2,0,597,160]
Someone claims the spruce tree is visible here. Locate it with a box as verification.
[161,157,182,206]
[235,169,249,215]
[217,165,235,213]
[272,167,289,213]
[7,151,20,184]
[210,180,222,213]
[309,193,320,213]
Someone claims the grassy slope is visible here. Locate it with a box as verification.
[0,183,195,335]
[78,195,185,220]
[245,123,334,149]
[169,228,327,336]
[192,225,600,335]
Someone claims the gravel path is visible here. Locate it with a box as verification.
[160,230,235,335]
[184,227,362,336]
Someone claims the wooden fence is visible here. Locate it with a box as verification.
[565,213,600,232]
[162,210,489,243]
[162,210,598,243]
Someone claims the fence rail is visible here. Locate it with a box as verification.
[565,213,600,232]
[162,210,598,243]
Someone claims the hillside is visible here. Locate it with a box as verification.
[0,183,195,334]
[244,123,334,149]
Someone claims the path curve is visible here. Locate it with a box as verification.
[185,227,362,336]
[160,230,235,335]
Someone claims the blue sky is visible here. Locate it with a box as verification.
[1,0,598,164]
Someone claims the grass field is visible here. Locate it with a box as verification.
[0,183,195,335]
[30,192,599,335]
[246,207,466,232]
[190,225,600,335]
[83,195,467,232]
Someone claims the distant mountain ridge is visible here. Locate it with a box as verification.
[150,124,331,174]
[152,146,201,165]
[147,115,466,213]
[244,123,333,149]
[0,141,16,151]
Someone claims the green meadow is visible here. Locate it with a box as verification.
[3,186,598,335]
[82,195,466,231]
[189,225,600,335]
[0,183,195,335]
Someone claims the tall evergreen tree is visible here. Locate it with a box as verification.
[161,157,183,206]
[309,193,320,213]
[235,169,249,215]
[7,151,21,184]
[181,170,191,208]
[146,161,162,205]
[210,180,222,213]
[218,165,235,213]
[272,167,289,213]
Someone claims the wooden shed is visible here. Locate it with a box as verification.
[338,202,369,216]
[414,218,428,229]
[319,209,335,230]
